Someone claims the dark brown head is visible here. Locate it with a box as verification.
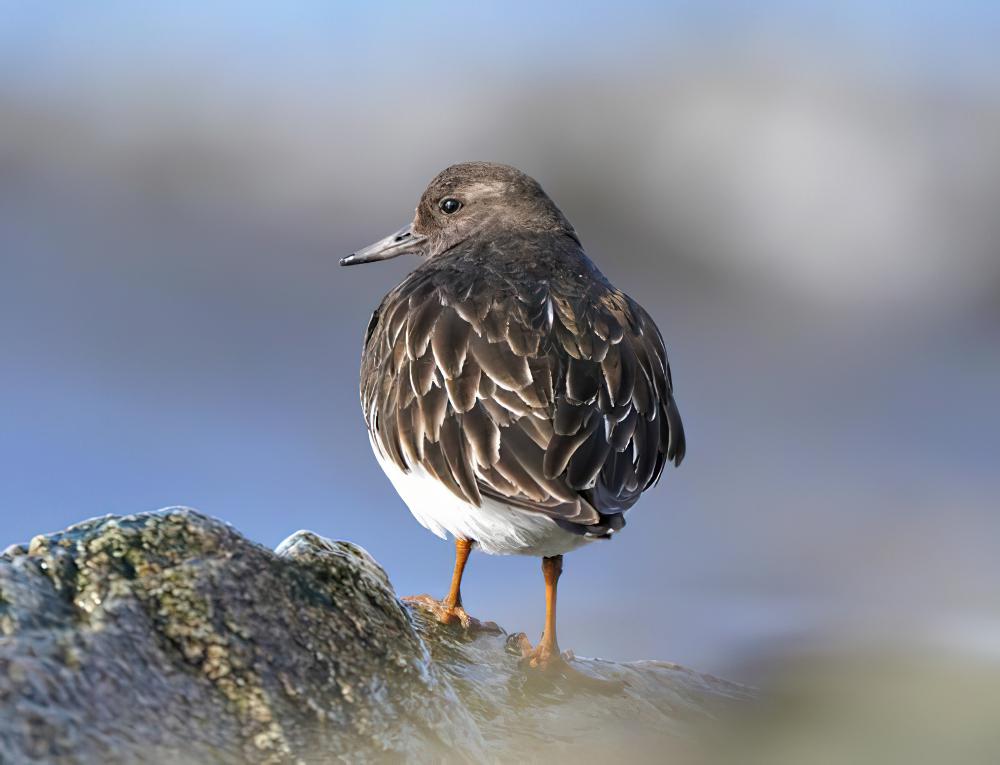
[340,162,576,266]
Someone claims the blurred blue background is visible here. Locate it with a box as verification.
[1,2,998,684]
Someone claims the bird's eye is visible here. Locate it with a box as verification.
[439,197,462,215]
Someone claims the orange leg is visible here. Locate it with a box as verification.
[515,555,625,691]
[404,539,498,632]
[443,537,473,611]
[523,555,563,667]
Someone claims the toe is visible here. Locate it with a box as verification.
[404,596,501,633]
[507,632,535,657]
[515,642,627,693]
[456,609,502,634]
[401,594,436,608]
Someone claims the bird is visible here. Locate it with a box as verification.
[341,162,685,682]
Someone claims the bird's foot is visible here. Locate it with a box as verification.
[403,594,501,633]
[509,633,626,693]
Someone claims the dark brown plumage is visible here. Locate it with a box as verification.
[343,162,685,678]
[353,165,684,537]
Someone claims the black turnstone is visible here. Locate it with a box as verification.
[342,162,685,679]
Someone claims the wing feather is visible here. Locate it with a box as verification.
[431,306,471,379]
[360,234,685,538]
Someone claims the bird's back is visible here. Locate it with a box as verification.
[360,230,685,538]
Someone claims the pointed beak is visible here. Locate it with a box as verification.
[340,225,427,266]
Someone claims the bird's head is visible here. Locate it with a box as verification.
[340,162,576,266]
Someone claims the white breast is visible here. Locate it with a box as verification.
[371,437,594,557]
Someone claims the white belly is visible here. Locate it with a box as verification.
[372,439,594,557]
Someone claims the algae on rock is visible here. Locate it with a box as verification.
[0,509,749,763]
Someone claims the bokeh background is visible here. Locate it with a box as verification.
[2,3,999,750]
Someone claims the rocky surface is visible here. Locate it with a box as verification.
[0,509,751,763]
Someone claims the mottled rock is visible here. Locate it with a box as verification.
[0,509,750,763]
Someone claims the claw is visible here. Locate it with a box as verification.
[404,594,501,633]
[509,632,627,693]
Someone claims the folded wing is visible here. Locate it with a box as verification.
[361,248,685,537]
